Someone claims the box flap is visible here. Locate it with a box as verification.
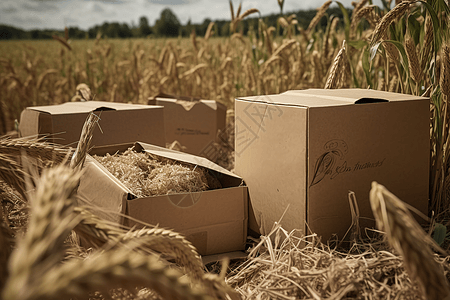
[78,155,133,223]
[135,142,242,180]
[25,101,162,114]
[155,97,223,111]
[237,88,427,108]
[18,109,41,137]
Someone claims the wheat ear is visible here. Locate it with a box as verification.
[405,34,422,83]
[70,112,100,171]
[14,241,214,300]
[0,138,72,163]
[420,15,434,71]
[325,40,348,89]
[306,1,332,34]
[2,165,82,300]
[369,182,450,300]
[441,42,450,97]
[371,1,412,45]
[0,154,27,200]
[73,207,204,281]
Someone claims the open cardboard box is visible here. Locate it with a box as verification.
[148,94,226,157]
[78,141,248,256]
[235,88,430,241]
[19,101,165,147]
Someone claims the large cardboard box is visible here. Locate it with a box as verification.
[78,142,248,256]
[19,101,165,147]
[235,88,429,241]
[148,96,227,157]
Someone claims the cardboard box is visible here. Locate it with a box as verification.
[78,142,248,256]
[235,88,429,241]
[148,95,227,157]
[19,101,166,147]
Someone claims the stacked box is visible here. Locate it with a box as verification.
[19,101,165,147]
[148,96,227,158]
[235,89,429,240]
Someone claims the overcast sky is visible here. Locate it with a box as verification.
[0,0,384,31]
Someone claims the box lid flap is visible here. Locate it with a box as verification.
[135,142,242,180]
[78,155,133,223]
[237,88,427,107]
[25,101,161,114]
[155,97,224,111]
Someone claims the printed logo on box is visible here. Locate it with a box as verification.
[176,128,210,136]
[166,193,202,208]
[310,139,386,187]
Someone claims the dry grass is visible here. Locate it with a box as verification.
[1,0,450,299]
[225,221,448,300]
[92,147,221,197]
[370,182,450,300]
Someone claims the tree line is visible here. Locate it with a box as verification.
[0,7,347,40]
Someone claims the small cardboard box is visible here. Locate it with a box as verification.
[19,101,166,147]
[235,89,430,241]
[148,95,226,156]
[78,141,248,256]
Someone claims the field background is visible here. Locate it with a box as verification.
[2,1,450,299]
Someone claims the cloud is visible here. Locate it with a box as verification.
[146,0,199,5]
[91,3,104,12]
[1,5,19,13]
[89,0,125,3]
[22,1,59,11]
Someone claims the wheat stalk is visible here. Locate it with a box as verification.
[14,241,214,300]
[351,5,378,35]
[36,69,58,90]
[2,165,82,300]
[69,112,100,171]
[0,220,13,292]
[229,0,235,21]
[204,22,215,41]
[371,1,413,46]
[0,138,72,163]
[388,75,399,92]
[0,154,27,200]
[405,34,422,83]
[420,15,434,71]
[369,182,450,300]
[52,35,72,51]
[441,42,450,97]
[325,40,347,89]
[306,1,332,35]
[73,207,205,281]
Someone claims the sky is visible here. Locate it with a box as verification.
[0,0,384,31]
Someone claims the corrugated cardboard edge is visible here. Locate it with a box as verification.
[201,251,247,265]
[22,101,163,114]
[236,88,428,107]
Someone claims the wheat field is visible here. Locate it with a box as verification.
[1,0,450,299]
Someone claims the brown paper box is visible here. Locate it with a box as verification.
[148,97,226,157]
[78,142,248,256]
[235,88,430,241]
[19,101,166,147]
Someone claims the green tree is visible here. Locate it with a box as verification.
[154,8,180,37]
[139,16,152,37]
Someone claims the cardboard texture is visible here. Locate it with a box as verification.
[148,96,226,157]
[235,88,430,241]
[19,101,166,147]
[79,142,248,256]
